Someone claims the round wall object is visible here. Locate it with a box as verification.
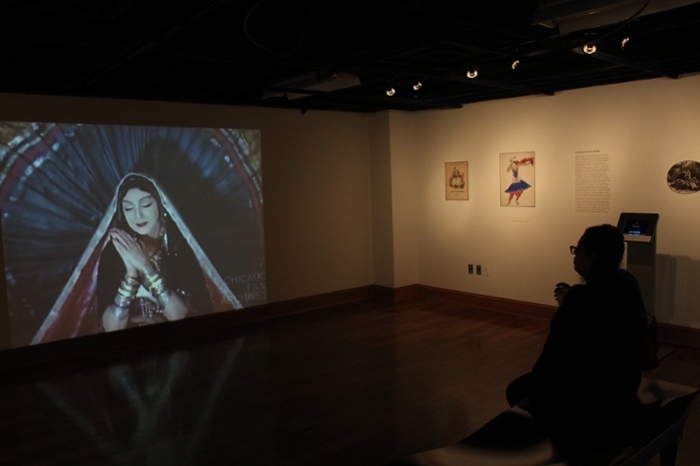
[667,160,700,194]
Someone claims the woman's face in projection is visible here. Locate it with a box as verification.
[122,187,161,238]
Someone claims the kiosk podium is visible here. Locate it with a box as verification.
[617,212,659,315]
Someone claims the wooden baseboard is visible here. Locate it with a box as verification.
[247,285,375,321]
[372,284,420,301]
[415,285,557,320]
[0,285,376,372]
[411,285,700,347]
[657,323,700,348]
[371,283,555,320]
[4,283,698,372]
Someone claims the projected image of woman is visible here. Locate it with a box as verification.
[1,125,262,348]
[98,174,212,331]
[29,170,244,344]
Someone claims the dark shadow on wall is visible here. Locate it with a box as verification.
[655,254,700,328]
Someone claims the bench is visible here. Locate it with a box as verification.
[388,378,698,466]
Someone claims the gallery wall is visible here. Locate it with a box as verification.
[368,111,393,288]
[1,73,700,342]
[401,75,700,329]
[0,93,375,307]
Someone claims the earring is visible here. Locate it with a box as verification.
[158,219,168,250]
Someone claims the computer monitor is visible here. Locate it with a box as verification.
[617,213,659,243]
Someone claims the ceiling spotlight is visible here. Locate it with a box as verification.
[413,81,423,91]
[583,44,597,54]
[466,69,478,79]
[386,87,396,96]
[621,37,630,50]
[511,59,520,70]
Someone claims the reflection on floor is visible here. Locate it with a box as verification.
[0,297,698,466]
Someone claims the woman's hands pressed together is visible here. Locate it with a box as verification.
[109,228,153,277]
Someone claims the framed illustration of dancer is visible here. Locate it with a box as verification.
[0,122,265,348]
[445,161,469,200]
[500,151,535,207]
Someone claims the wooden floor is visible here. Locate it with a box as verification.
[0,296,698,466]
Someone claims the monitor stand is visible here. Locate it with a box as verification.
[627,240,656,315]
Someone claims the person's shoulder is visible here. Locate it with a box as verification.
[612,268,641,288]
[566,282,586,296]
[606,269,645,310]
[587,269,638,287]
[614,268,635,279]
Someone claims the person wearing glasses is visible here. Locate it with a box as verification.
[506,224,648,462]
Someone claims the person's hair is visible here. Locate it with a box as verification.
[115,174,164,235]
[579,224,625,277]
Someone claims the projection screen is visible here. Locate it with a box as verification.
[0,122,265,348]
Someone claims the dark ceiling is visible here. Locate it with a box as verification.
[2,0,700,113]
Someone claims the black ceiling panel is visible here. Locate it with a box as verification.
[2,0,700,113]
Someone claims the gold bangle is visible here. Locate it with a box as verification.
[118,283,136,296]
[114,276,139,308]
[143,270,166,297]
[114,294,132,309]
[124,275,139,285]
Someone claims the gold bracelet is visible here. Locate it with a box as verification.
[143,269,166,297]
[114,294,132,309]
[114,276,139,308]
[118,281,137,296]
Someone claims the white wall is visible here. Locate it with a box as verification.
[389,111,419,287]
[369,112,395,287]
[0,93,375,304]
[2,74,700,335]
[400,75,700,329]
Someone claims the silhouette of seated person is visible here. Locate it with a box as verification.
[506,224,648,463]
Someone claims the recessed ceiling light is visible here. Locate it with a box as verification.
[413,81,423,91]
[466,69,478,79]
[511,59,520,70]
[583,44,597,54]
[386,87,396,96]
[621,37,630,49]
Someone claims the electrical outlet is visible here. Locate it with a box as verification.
[468,264,474,274]
[476,265,482,275]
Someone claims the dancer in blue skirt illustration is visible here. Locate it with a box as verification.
[505,156,534,205]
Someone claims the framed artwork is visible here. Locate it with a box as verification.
[667,160,700,194]
[445,161,468,200]
[500,151,535,207]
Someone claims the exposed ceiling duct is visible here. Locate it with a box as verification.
[533,0,700,34]
[263,72,361,100]
[2,0,700,112]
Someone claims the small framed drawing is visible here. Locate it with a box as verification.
[445,161,468,200]
[500,151,535,207]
